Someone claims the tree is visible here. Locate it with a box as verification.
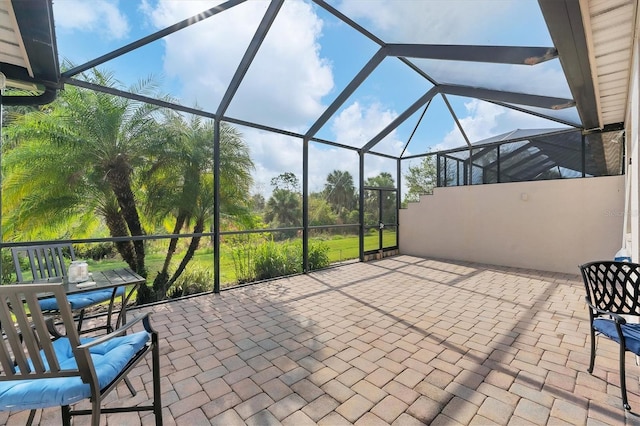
[2,68,163,302]
[308,194,338,227]
[264,188,301,229]
[365,172,395,189]
[250,193,266,212]
[145,114,254,300]
[271,172,299,192]
[364,172,397,225]
[2,67,255,303]
[264,172,301,232]
[404,156,437,203]
[323,170,356,220]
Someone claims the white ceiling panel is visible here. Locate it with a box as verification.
[585,0,636,125]
[0,1,32,76]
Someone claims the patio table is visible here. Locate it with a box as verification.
[29,268,144,330]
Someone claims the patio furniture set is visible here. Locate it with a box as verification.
[0,245,640,424]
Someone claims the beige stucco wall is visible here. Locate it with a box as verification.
[399,176,625,274]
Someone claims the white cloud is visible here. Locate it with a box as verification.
[438,101,501,149]
[136,0,566,199]
[243,100,399,198]
[415,60,572,99]
[244,127,357,197]
[143,0,333,131]
[53,0,129,40]
[337,0,520,45]
[332,101,397,145]
[142,1,404,199]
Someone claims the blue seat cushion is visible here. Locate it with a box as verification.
[0,330,149,410]
[594,319,640,354]
[39,286,126,311]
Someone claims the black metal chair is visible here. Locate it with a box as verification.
[0,283,162,425]
[580,260,640,410]
[11,244,125,334]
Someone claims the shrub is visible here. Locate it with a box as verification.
[254,239,301,280]
[74,242,117,260]
[252,239,330,281]
[2,251,15,284]
[229,234,260,284]
[167,267,213,298]
[308,241,330,270]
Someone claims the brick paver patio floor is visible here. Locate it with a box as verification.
[6,255,640,425]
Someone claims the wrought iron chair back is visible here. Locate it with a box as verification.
[580,260,640,410]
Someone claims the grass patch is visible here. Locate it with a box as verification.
[10,232,396,299]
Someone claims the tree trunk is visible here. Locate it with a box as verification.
[105,155,146,276]
[161,211,187,274]
[104,210,137,271]
[153,211,187,294]
[166,219,204,292]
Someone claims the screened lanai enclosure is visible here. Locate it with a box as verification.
[0,0,632,303]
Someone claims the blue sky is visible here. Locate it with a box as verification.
[52,0,576,197]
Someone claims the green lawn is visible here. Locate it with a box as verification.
[74,231,398,293]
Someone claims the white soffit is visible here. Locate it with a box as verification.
[583,0,637,126]
[0,1,32,77]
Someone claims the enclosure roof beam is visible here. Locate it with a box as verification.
[538,0,600,130]
[216,0,283,117]
[438,84,575,110]
[442,94,471,148]
[485,99,581,128]
[361,86,439,153]
[62,0,245,78]
[64,77,219,119]
[386,44,558,65]
[305,48,387,139]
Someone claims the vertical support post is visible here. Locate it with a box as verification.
[582,133,586,177]
[443,156,448,187]
[436,153,441,187]
[497,145,502,183]
[213,120,221,293]
[396,158,401,248]
[378,189,383,253]
[302,138,309,272]
[0,90,3,276]
[463,148,473,185]
[359,151,365,262]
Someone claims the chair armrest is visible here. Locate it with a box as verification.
[77,313,154,350]
[585,297,627,324]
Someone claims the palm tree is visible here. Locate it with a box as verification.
[145,114,254,299]
[323,170,356,219]
[3,67,165,301]
[265,189,301,228]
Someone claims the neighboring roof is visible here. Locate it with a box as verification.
[0,0,59,105]
[441,126,623,183]
[469,128,571,146]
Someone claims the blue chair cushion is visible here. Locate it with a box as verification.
[0,330,149,410]
[39,286,126,311]
[594,318,640,354]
